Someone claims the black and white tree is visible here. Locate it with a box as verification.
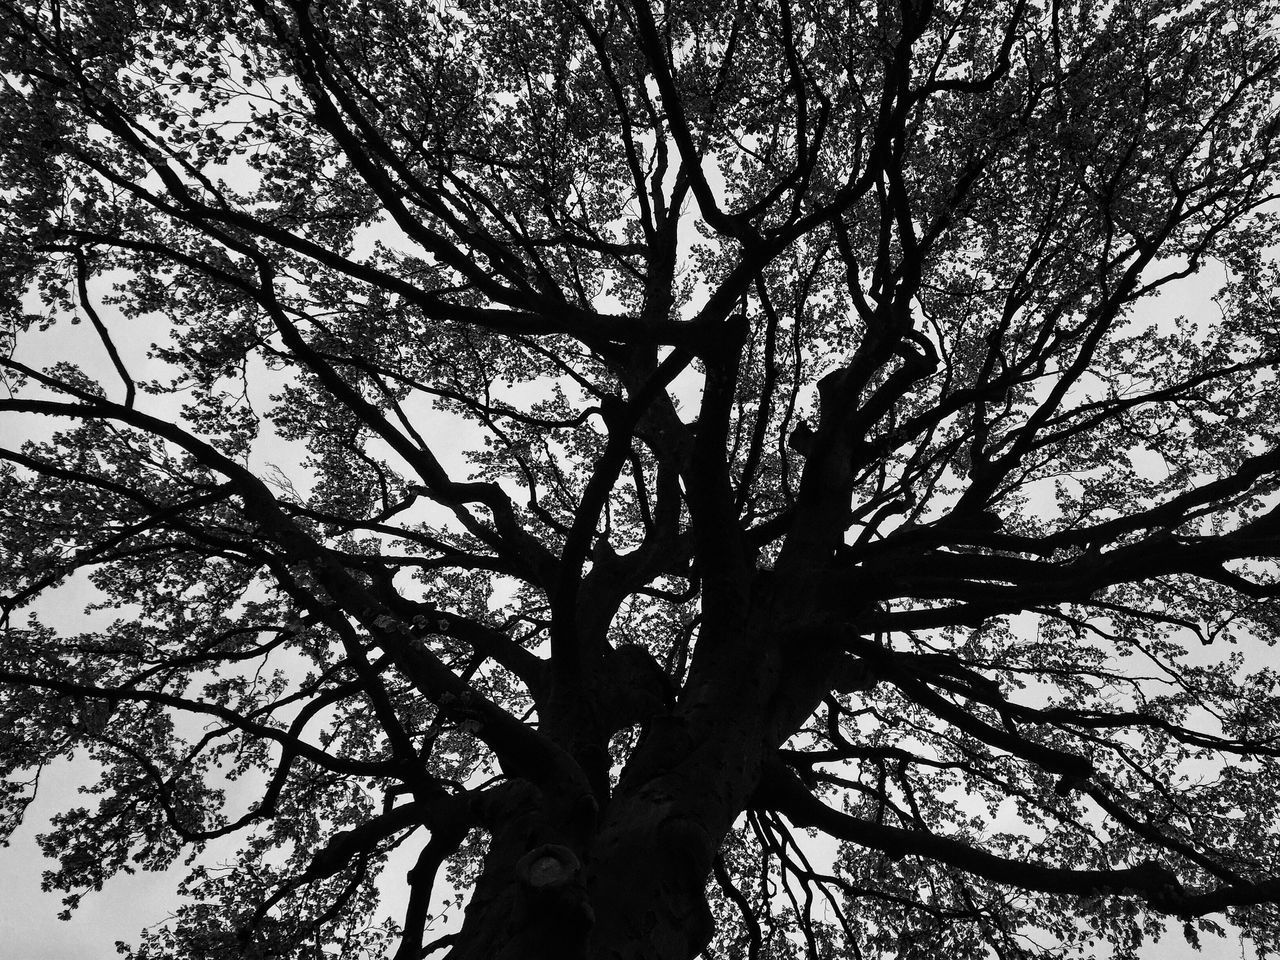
[4,1,1280,957]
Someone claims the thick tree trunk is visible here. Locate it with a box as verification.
[443,585,847,960]
[582,794,719,960]
[445,790,721,960]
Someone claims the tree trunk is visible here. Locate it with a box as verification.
[446,790,721,960]
[444,589,841,960]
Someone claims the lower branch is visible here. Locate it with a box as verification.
[758,757,1280,916]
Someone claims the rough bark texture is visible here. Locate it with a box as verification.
[444,579,842,959]
[449,780,724,960]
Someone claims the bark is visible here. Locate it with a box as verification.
[443,579,849,960]
[444,790,721,960]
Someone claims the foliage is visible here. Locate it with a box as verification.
[4,0,1280,957]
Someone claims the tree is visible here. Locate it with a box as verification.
[4,0,1280,956]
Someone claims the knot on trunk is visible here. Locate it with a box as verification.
[516,844,581,890]
[512,844,594,940]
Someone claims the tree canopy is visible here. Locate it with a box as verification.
[5,0,1280,957]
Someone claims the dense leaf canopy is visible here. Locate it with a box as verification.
[5,0,1280,957]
